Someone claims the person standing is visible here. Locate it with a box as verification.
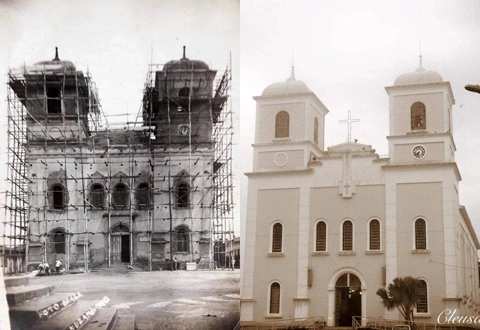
[173,257,178,270]
[55,259,62,274]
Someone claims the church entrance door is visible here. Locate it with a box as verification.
[111,224,130,263]
[335,273,361,326]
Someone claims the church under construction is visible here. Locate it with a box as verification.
[2,47,234,273]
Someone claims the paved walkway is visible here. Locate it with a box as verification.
[28,269,240,330]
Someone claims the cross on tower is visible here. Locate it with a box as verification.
[339,111,360,143]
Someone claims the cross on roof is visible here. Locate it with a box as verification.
[339,111,360,143]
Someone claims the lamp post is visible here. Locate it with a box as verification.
[465,85,480,94]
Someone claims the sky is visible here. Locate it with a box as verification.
[240,0,480,236]
[0,0,240,236]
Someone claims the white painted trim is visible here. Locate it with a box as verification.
[270,221,284,253]
[340,219,354,252]
[413,217,428,250]
[266,280,282,316]
[327,268,368,326]
[313,219,328,252]
[414,278,430,315]
[367,218,382,251]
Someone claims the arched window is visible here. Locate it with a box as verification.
[137,183,149,207]
[315,221,327,252]
[52,184,65,209]
[177,182,190,208]
[47,88,62,114]
[314,117,319,144]
[411,102,426,130]
[176,227,189,252]
[417,279,428,313]
[369,219,381,250]
[342,220,353,251]
[275,111,289,138]
[269,282,281,314]
[51,229,66,254]
[272,223,283,253]
[415,218,427,250]
[90,183,105,208]
[113,183,129,207]
[178,87,190,98]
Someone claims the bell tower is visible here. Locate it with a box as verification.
[9,47,92,143]
[385,55,456,164]
[251,67,329,172]
[145,46,226,147]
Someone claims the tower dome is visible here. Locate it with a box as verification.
[262,66,311,96]
[394,55,443,86]
[34,47,76,71]
[164,46,209,71]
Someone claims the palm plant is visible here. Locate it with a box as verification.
[376,276,422,322]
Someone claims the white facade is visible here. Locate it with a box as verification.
[241,60,480,326]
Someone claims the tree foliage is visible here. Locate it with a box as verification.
[376,276,422,322]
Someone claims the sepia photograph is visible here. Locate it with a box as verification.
[240,0,480,329]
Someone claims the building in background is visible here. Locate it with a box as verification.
[2,47,234,273]
[241,58,480,327]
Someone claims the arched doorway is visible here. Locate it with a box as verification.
[335,273,362,326]
[111,224,130,263]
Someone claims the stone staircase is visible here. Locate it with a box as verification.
[5,275,135,330]
[90,263,145,274]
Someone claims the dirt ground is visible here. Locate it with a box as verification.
[23,269,240,330]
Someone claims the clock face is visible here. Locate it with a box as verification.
[412,145,426,159]
[178,125,190,136]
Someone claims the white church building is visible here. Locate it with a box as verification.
[240,58,480,327]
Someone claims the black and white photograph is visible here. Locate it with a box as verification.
[0,1,239,329]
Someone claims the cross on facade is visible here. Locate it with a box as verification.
[339,111,360,143]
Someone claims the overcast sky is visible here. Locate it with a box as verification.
[240,0,480,236]
[0,0,240,236]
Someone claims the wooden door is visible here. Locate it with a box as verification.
[112,235,121,262]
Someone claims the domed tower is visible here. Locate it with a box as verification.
[145,46,225,145]
[385,55,455,164]
[9,47,95,142]
[252,67,328,172]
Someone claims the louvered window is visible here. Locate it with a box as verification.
[314,117,319,144]
[342,221,353,251]
[369,219,380,250]
[415,219,427,249]
[411,102,426,130]
[417,280,428,313]
[275,111,289,138]
[316,221,326,251]
[272,223,283,253]
[269,282,280,314]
